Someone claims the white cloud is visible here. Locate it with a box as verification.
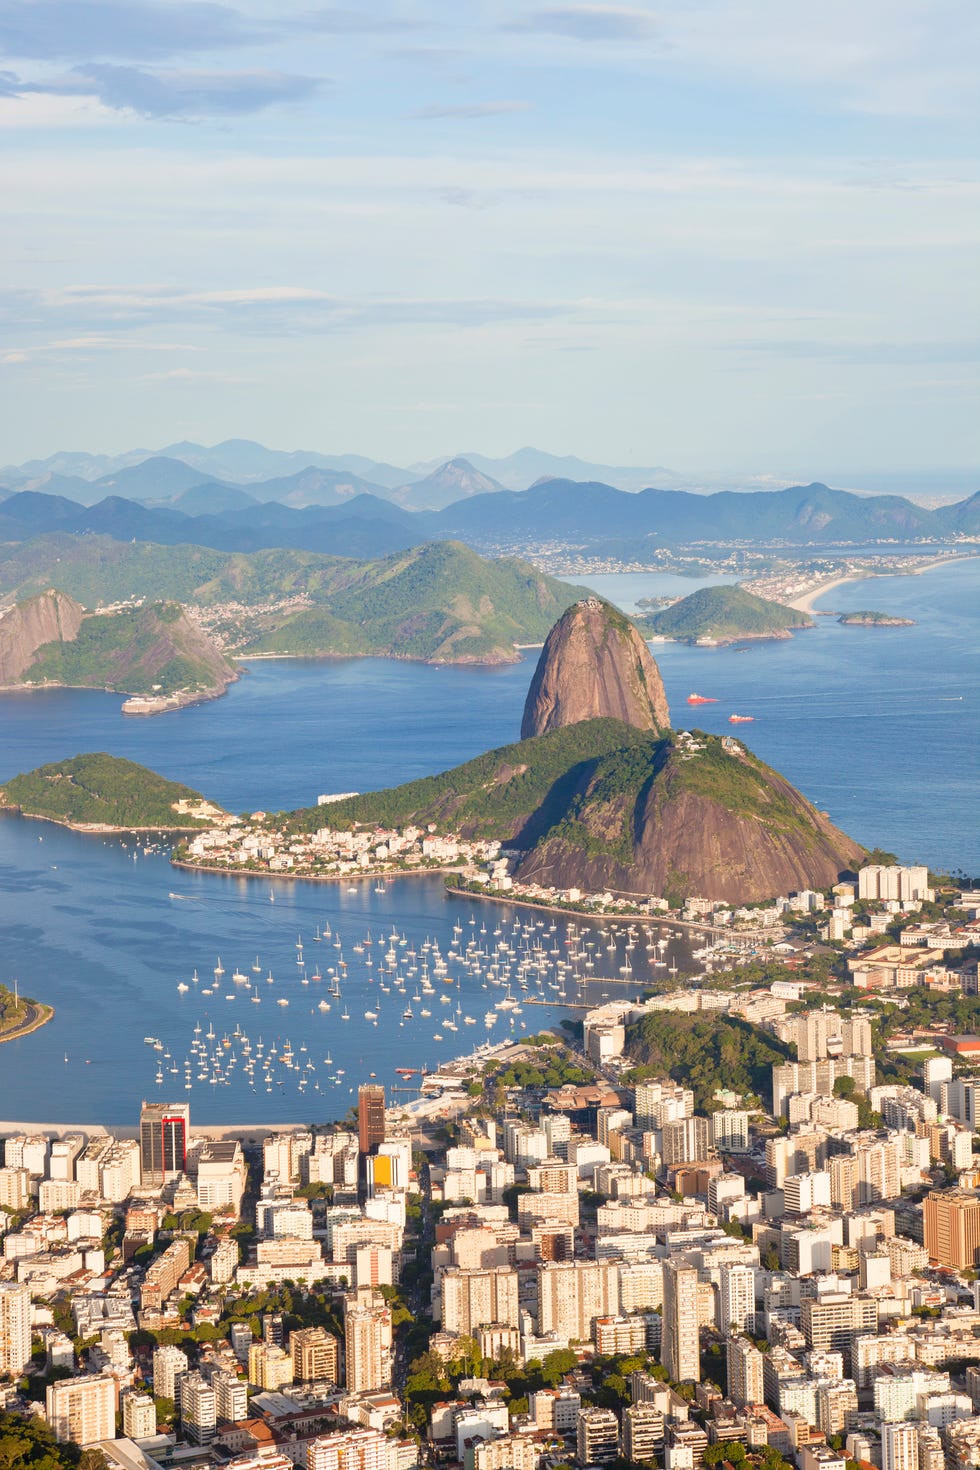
[408,100,532,120]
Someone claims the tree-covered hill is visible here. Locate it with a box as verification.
[285,718,652,837]
[0,753,224,828]
[0,536,585,665]
[286,722,864,903]
[640,584,813,643]
[21,600,236,697]
[624,1010,793,1110]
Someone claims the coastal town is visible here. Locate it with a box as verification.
[3,863,980,1470]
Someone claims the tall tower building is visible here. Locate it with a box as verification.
[139,1101,190,1186]
[344,1299,392,1394]
[881,1423,919,1470]
[357,1085,386,1157]
[537,1261,620,1343]
[121,1392,157,1440]
[662,1259,700,1384]
[442,1266,520,1336]
[179,1371,217,1444]
[47,1376,117,1446]
[727,1336,765,1408]
[0,1282,31,1379]
[923,1190,980,1269]
[291,1327,340,1384]
[152,1343,189,1401]
[212,1369,248,1424]
[719,1264,756,1335]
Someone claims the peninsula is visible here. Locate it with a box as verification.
[0,539,585,670]
[0,589,237,712]
[0,753,229,831]
[0,982,53,1044]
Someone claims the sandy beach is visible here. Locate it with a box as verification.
[787,553,978,615]
[788,573,865,614]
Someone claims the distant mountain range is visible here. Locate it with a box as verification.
[7,438,972,508]
[0,474,976,561]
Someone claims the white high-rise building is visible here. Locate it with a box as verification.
[122,1393,157,1439]
[662,1260,700,1384]
[727,1336,764,1408]
[881,1423,919,1470]
[719,1264,756,1335]
[537,1261,620,1343]
[153,1344,189,1401]
[0,1283,31,1379]
[213,1369,248,1424]
[858,865,929,903]
[344,1300,392,1394]
[180,1371,217,1444]
[441,1266,519,1335]
[47,1375,117,1446]
[923,1056,953,1107]
[712,1110,750,1153]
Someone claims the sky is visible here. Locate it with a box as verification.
[1,0,978,480]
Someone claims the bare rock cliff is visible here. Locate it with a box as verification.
[0,589,85,683]
[521,597,670,739]
[513,733,865,904]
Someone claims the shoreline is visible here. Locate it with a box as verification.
[446,880,775,938]
[170,857,468,885]
[0,1001,54,1046]
[0,808,212,836]
[0,676,235,718]
[787,552,978,615]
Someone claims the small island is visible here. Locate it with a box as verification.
[0,753,229,831]
[638,584,814,644]
[0,982,53,1044]
[838,610,915,627]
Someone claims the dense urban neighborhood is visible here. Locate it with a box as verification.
[2,864,980,1470]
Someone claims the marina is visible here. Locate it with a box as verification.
[0,560,976,1125]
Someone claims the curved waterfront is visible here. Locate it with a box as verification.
[0,557,976,1123]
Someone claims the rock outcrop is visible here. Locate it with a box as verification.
[513,730,865,904]
[521,597,670,739]
[0,589,84,683]
[0,591,237,711]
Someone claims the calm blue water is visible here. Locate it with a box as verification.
[0,556,976,1124]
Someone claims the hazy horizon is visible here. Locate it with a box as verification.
[1,1,977,477]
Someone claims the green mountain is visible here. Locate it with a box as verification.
[247,541,582,663]
[0,753,225,829]
[286,718,648,836]
[289,720,864,903]
[0,537,585,665]
[640,584,813,643]
[10,595,237,698]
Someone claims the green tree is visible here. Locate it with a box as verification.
[541,1348,577,1386]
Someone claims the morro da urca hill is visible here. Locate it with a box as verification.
[521,597,670,739]
[0,589,84,683]
[514,730,866,905]
[0,753,226,830]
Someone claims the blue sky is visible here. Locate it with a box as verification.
[1,0,978,478]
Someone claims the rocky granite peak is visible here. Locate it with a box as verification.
[0,588,84,683]
[521,596,670,739]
